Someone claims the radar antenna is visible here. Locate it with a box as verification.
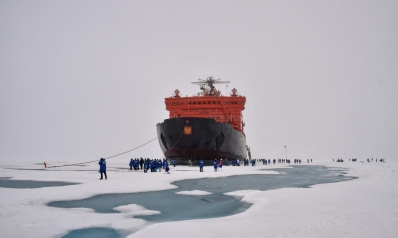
[191,76,230,95]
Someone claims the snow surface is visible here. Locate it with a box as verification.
[0,160,397,238]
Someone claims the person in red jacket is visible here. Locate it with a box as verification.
[218,159,223,171]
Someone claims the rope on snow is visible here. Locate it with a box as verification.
[46,137,158,168]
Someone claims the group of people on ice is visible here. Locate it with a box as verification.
[367,158,385,162]
[197,158,228,172]
[213,158,224,172]
[146,158,169,173]
[126,158,177,172]
[199,158,238,172]
[334,158,385,163]
[129,158,144,170]
[128,158,171,173]
[244,158,314,165]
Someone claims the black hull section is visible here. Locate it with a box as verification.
[157,118,247,165]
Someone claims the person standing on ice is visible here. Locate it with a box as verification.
[199,158,204,172]
[129,159,133,170]
[165,159,170,174]
[144,159,149,173]
[218,159,223,171]
[98,158,107,180]
[156,159,161,172]
[213,159,218,172]
[153,159,157,172]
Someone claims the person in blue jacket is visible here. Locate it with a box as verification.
[199,158,204,172]
[129,159,133,170]
[135,159,139,170]
[144,159,149,173]
[140,157,144,170]
[165,159,170,174]
[213,158,218,172]
[150,159,154,172]
[157,159,162,172]
[99,158,107,180]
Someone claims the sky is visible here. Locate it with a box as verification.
[1,0,397,164]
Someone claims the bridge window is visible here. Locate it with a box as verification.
[212,101,216,104]
[225,101,228,104]
[198,102,201,104]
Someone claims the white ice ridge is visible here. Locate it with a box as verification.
[175,190,212,195]
[113,204,160,216]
